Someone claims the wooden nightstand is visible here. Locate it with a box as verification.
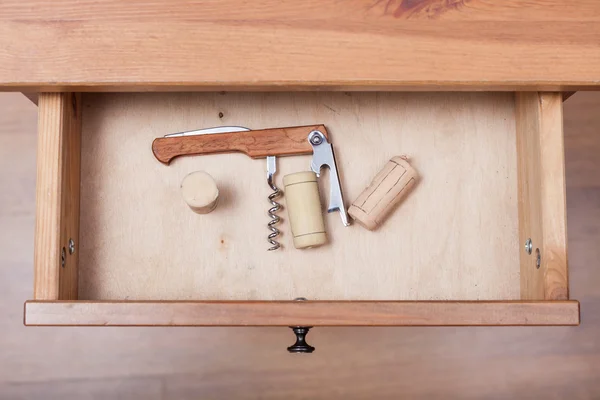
[3,0,596,351]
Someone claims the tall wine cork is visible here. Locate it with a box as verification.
[348,156,419,230]
[180,171,219,214]
[283,171,327,249]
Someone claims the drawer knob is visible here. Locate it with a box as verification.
[287,326,315,353]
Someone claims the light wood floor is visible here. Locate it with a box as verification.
[1,92,599,399]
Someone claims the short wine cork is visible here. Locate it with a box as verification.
[348,156,419,230]
[180,171,219,214]
[283,171,327,249]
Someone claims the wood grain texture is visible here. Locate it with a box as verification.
[1,1,600,91]
[1,377,163,399]
[152,125,326,164]
[516,92,568,300]
[23,301,580,326]
[33,93,81,300]
[78,92,519,301]
[2,91,600,399]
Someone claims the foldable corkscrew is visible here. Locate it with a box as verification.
[152,124,350,249]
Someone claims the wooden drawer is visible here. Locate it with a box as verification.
[25,91,578,329]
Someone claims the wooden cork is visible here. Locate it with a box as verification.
[283,171,327,249]
[180,171,219,214]
[348,156,418,230]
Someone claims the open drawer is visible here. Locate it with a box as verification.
[25,91,578,331]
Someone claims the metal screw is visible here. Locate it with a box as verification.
[68,238,75,255]
[309,131,324,145]
[525,238,532,255]
[61,247,66,268]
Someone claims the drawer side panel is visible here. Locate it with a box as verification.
[33,93,81,300]
[516,93,568,300]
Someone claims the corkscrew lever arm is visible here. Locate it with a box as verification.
[308,130,350,227]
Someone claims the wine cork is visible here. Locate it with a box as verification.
[283,171,327,249]
[180,171,219,214]
[348,156,418,230]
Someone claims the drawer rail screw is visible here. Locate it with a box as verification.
[525,238,532,255]
[68,238,76,255]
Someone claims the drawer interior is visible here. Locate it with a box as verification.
[75,92,521,301]
[27,90,575,326]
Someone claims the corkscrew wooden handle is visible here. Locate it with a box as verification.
[152,124,328,164]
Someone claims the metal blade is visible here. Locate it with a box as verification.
[266,155,277,180]
[165,126,250,137]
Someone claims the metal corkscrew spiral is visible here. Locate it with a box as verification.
[266,156,282,251]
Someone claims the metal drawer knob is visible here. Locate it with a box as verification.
[287,326,315,353]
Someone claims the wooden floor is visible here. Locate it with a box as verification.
[1,92,599,399]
